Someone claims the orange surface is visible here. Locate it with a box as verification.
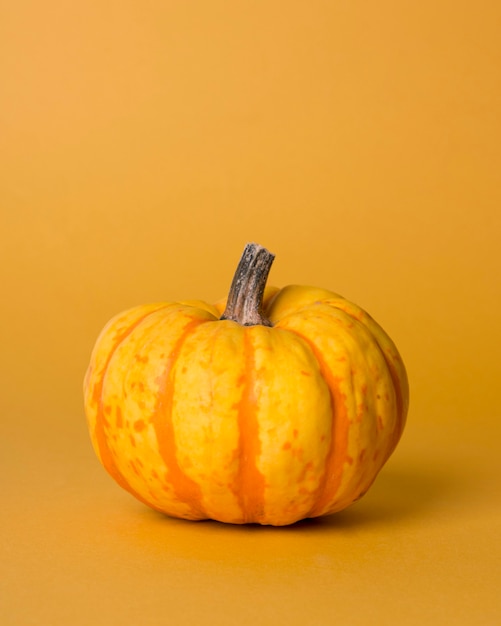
[1,1,500,624]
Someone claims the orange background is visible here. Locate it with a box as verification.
[1,1,500,624]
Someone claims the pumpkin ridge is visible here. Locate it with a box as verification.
[281,327,351,518]
[152,316,210,520]
[373,345,407,454]
[321,299,409,451]
[94,305,171,509]
[234,329,266,523]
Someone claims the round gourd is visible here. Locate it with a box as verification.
[83,243,409,526]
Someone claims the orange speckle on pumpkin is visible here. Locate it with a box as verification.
[293,429,299,439]
[129,435,136,448]
[357,401,366,413]
[377,415,384,430]
[130,460,141,475]
[104,405,112,415]
[134,420,146,432]
[282,441,292,451]
[298,461,314,481]
[116,406,123,428]
[134,354,149,364]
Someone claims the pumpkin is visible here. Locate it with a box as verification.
[83,243,408,526]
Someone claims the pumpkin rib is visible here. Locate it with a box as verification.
[93,305,171,510]
[234,328,266,523]
[342,315,407,454]
[374,345,408,454]
[151,316,212,520]
[280,307,404,514]
[280,326,351,519]
[324,299,409,452]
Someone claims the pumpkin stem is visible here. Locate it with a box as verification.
[220,243,275,326]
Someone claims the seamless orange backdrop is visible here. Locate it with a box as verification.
[1,2,500,625]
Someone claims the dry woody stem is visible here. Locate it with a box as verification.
[220,243,275,326]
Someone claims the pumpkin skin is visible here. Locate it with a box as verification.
[83,281,409,526]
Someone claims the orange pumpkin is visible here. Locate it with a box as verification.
[83,243,408,526]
